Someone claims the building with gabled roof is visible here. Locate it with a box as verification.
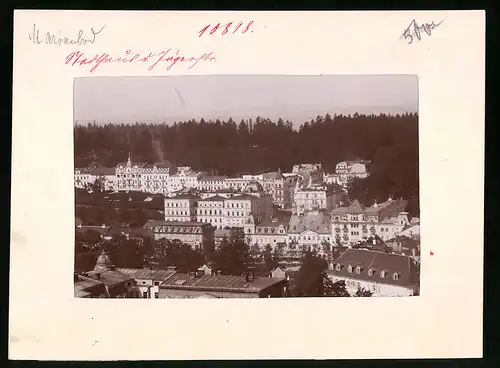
[116,268,177,298]
[159,272,288,299]
[143,220,214,251]
[77,250,136,298]
[326,248,419,297]
[331,198,411,245]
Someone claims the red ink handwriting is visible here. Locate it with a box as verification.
[198,21,254,37]
[430,251,434,256]
[64,49,216,73]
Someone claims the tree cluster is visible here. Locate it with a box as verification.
[74,113,419,216]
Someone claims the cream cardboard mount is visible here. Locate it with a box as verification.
[10,10,484,360]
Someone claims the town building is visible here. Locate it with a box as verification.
[224,177,252,191]
[143,220,214,251]
[293,178,345,213]
[159,271,288,299]
[88,167,116,190]
[331,198,410,245]
[77,250,136,298]
[116,267,177,298]
[292,163,323,175]
[115,155,147,192]
[222,182,273,228]
[140,162,175,194]
[197,175,228,191]
[287,211,333,253]
[244,214,290,248]
[197,195,226,229]
[326,248,420,297]
[326,160,371,187]
[198,188,242,199]
[74,273,108,298]
[261,170,298,209]
[168,166,201,192]
[74,167,95,189]
[164,193,200,222]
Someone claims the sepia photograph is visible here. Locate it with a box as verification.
[73,74,420,299]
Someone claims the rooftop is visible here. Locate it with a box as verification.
[160,273,286,293]
[116,268,176,281]
[85,270,134,287]
[327,248,419,288]
[288,212,331,234]
[199,175,228,182]
[91,167,116,176]
[144,220,211,228]
[199,195,226,202]
[165,193,200,200]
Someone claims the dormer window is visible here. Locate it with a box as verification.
[355,266,362,274]
[347,265,353,273]
[393,273,399,281]
[335,264,341,271]
[380,270,386,278]
[368,269,374,276]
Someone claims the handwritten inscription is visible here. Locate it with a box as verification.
[198,21,254,37]
[400,19,444,44]
[29,23,105,46]
[65,49,216,73]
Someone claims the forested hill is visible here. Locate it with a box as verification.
[74,112,418,173]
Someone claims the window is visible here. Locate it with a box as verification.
[356,266,361,274]
[155,292,159,298]
[368,269,374,276]
[380,271,386,278]
[335,264,341,271]
[347,265,353,273]
[393,273,399,280]
[142,292,148,298]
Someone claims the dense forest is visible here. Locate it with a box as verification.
[74,112,419,215]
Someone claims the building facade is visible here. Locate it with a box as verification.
[331,198,410,245]
[243,214,289,248]
[287,211,333,253]
[116,268,177,299]
[326,248,420,297]
[197,176,228,191]
[293,179,345,213]
[197,195,225,229]
[164,194,199,222]
[143,220,214,251]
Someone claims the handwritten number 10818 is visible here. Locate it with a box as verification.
[198,21,254,37]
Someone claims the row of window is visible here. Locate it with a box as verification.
[337,265,400,280]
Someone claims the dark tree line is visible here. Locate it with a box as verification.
[75,113,419,215]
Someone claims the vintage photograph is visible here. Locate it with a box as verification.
[73,75,420,299]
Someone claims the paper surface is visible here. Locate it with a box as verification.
[10,10,485,360]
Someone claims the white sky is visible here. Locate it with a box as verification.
[74,75,418,127]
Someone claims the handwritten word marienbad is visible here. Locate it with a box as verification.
[198,21,254,37]
[65,49,216,73]
[29,23,106,46]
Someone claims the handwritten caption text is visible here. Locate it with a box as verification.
[400,19,444,44]
[65,49,216,73]
[29,23,106,46]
